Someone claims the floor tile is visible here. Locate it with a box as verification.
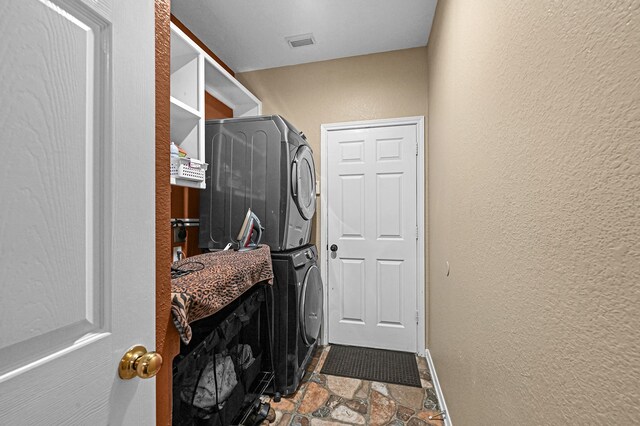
[266,346,442,426]
[325,375,361,399]
[298,382,330,414]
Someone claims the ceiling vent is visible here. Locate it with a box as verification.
[286,34,315,48]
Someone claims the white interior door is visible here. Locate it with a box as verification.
[0,0,156,424]
[326,124,418,352]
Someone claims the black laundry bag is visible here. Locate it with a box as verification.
[172,288,265,425]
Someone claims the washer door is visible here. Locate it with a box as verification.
[299,264,323,346]
[291,145,316,220]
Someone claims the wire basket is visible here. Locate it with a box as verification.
[171,157,208,182]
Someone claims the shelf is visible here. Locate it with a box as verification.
[170,98,200,157]
[170,58,200,110]
[170,29,199,73]
[170,96,201,121]
[169,21,262,189]
[170,29,201,111]
[204,56,261,117]
[170,176,206,189]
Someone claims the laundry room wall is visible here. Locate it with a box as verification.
[237,46,429,265]
[238,49,429,346]
[426,0,640,424]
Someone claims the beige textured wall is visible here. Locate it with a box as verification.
[427,1,640,425]
[238,47,428,251]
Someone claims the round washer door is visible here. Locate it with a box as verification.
[291,145,316,220]
[299,264,323,346]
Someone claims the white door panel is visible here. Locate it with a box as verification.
[327,125,417,352]
[0,0,156,423]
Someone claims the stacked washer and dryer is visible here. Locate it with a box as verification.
[199,115,323,395]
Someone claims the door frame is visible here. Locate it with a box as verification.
[320,116,426,356]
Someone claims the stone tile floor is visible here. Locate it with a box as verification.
[263,346,444,426]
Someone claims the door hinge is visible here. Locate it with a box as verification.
[416,142,418,156]
[415,311,419,324]
[415,226,418,240]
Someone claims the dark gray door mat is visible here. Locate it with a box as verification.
[320,345,421,388]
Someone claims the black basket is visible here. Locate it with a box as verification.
[172,288,266,425]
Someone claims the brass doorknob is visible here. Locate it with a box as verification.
[118,345,163,380]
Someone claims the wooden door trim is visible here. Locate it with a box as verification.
[155,1,177,425]
[319,116,426,355]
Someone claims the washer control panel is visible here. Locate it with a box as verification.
[291,245,317,268]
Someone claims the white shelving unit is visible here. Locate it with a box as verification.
[170,22,262,189]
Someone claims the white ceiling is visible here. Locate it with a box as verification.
[171,0,438,73]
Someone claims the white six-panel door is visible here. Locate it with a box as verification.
[326,124,418,352]
[0,0,156,424]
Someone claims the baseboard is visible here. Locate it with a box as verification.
[425,349,453,425]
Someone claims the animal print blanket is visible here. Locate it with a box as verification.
[171,246,273,344]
